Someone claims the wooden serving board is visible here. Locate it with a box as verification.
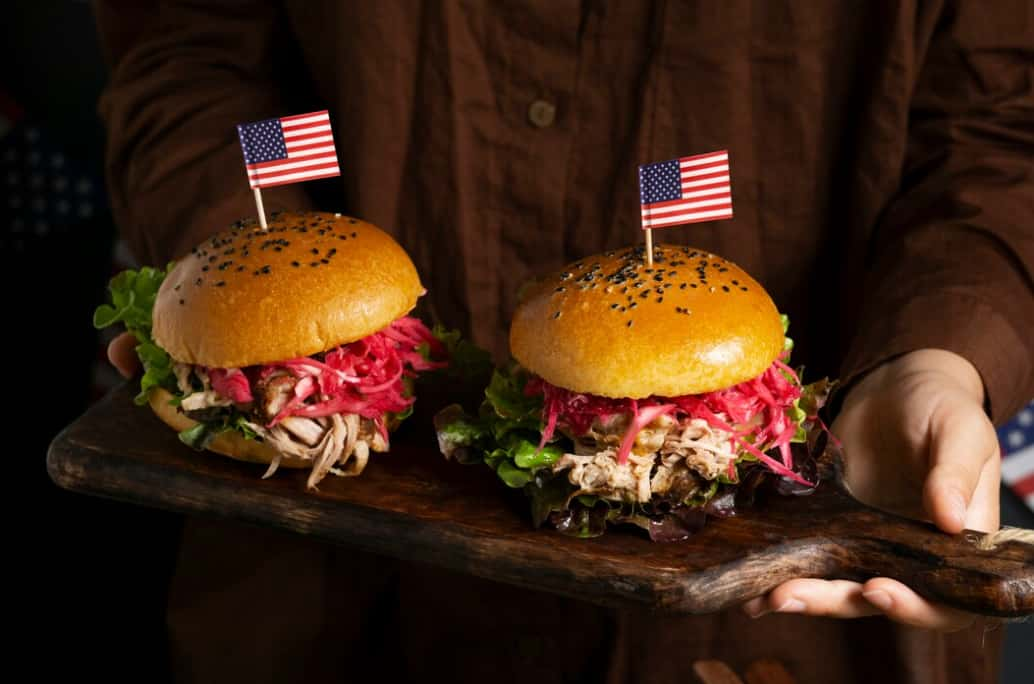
[48,384,1034,617]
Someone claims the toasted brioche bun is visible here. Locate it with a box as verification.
[510,245,784,398]
[148,388,309,469]
[153,211,424,368]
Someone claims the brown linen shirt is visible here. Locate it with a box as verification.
[94,2,1033,683]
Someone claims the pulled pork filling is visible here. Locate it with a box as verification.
[553,415,737,503]
[527,355,809,504]
[174,316,446,488]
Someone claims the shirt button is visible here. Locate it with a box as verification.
[527,99,556,128]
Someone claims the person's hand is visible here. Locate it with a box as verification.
[107,331,141,379]
[742,349,1001,631]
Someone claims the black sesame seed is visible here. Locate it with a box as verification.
[630,302,638,309]
[237,265,245,272]
[292,261,300,267]
[328,248,337,256]
[668,270,677,276]
[201,265,209,272]
[321,258,329,264]
[722,285,730,292]
[680,283,687,289]
[610,303,618,309]
[639,291,649,298]
[195,278,202,285]
[311,248,319,255]
[627,320,633,327]
[656,296,664,303]
[732,280,739,285]
[215,281,226,287]
[691,283,698,288]
[553,311,561,319]
[310,261,319,267]
[740,286,749,291]
[351,232,357,238]
[179,298,184,305]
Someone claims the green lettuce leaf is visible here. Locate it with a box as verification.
[433,362,559,493]
[93,264,178,405]
[178,410,261,451]
[428,324,494,388]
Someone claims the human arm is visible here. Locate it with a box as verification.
[745,1,1033,630]
[93,0,314,264]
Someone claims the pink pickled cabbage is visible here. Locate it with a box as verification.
[525,354,810,485]
[207,317,446,440]
[208,368,254,403]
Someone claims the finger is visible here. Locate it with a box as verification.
[924,401,998,534]
[107,331,141,379]
[963,447,1001,533]
[862,578,973,632]
[743,579,881,619]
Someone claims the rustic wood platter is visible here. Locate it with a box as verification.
[47,383,1034,617]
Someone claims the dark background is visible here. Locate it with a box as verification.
[7,2,1031,682]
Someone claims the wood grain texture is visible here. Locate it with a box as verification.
[47,384,1034,617]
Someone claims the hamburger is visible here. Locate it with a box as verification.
[94,210,457,489]
[435,244,833,540]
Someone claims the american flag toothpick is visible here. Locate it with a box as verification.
[638,150,733,266]
[998,400,1034,513]
[236,110,341,229]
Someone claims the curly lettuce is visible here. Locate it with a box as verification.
[93,264,176,405]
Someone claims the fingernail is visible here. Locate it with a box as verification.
[743,599,768,619]
[774,598,807,614]
[863,590,893,611]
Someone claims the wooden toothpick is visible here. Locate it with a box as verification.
[253,187,268,230]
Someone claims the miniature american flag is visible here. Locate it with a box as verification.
[236,110,340,189]
[998,400,1034,512]
[639,150,732,229]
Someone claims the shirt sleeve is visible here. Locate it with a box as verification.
[839,2,1034,424]
[93,0,314,265]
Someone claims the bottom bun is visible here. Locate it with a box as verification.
[148,388,310,469]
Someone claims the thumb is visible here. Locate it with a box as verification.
[107,331,142,379]
[923,398,998,534]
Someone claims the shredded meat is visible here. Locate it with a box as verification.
[552,416,736,503]
[554,449,655,502]
[243,411,380,489]
[280,416,325,447]
[255,372,296,420]
[176,364,388,488]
